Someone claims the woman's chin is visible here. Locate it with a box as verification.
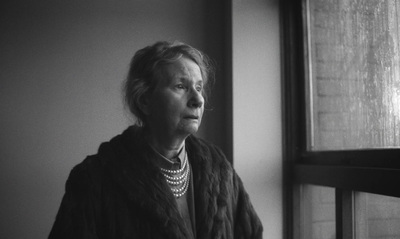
[178,123,200,135]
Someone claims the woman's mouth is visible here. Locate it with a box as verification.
[184,115,199,120]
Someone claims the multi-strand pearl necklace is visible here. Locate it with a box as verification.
[160,152,190,198]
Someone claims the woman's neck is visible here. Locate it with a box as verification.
[144,130,185,159]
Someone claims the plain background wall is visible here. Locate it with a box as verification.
[232,0,282,238]
[0,0,281,238]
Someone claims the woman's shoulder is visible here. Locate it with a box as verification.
[66,152,108,188]
[186,135,233,172]
[188,135,227,156]
[67,126,148,184]
[65,133,122,184]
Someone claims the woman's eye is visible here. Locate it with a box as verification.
[196,86,203,92]
[176,84,186,89]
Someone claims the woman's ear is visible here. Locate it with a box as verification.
[138,92,151,116]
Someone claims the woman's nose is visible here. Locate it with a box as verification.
[188,88,204,108]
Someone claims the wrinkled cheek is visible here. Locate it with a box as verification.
[198,110,204,126]
[197,116,203,128]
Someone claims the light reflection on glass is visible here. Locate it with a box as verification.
[307,0,400,151]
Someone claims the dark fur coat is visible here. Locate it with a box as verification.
[49,126,263,238]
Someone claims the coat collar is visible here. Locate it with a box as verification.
[99,126,189,238]
[98,126,228,238]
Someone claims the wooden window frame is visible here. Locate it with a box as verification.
[281,1,400,239]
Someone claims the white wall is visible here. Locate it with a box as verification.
[232,0,282,238]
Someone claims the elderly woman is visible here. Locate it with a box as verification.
[49,41,262,238]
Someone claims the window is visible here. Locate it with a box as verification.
[282,0,400,239]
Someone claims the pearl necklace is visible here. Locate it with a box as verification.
[160,152,190,198]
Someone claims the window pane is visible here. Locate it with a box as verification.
[300,185,335,239]
[355,192,400,239]
[306,0,400,150]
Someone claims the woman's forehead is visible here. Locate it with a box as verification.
[157,57,203,83]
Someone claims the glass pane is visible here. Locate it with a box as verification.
[300,185,335,239]
[306,0,400,150]
[355,192,400,239]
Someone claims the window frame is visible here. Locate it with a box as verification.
[281,1,400,239]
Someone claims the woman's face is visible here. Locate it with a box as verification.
[144,57,205,140]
